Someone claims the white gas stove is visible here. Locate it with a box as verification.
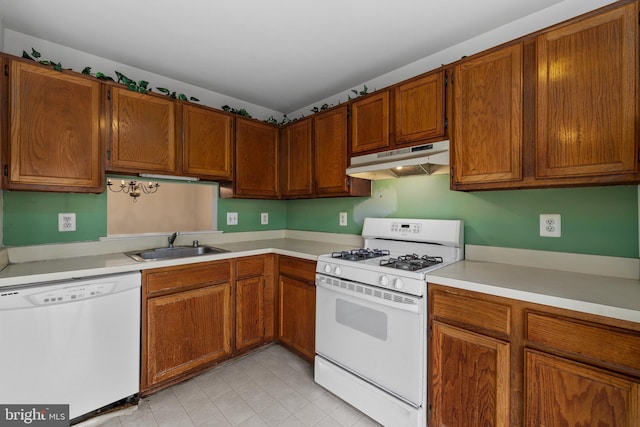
[314,217,464,427]
[316,217,464,296]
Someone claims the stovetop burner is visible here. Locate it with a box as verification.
[331,248,390,261]
[379,254,444,271]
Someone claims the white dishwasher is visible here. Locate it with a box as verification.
[0,271,141,421]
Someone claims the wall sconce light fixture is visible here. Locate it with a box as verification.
[107,179,159,202]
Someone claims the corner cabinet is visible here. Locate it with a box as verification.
[451,43,523,187]
[279,107,371,199]
[5,59,103,192]
[141,261,233,394]
[314,106,371,197]
[106,86,178,174]
[220,117,279,199]
[280,118,313,198]
[429,283,640,427]
[235,255,276,353]
[277,256,316,362]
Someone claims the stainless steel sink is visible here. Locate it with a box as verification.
[126,245,228,262]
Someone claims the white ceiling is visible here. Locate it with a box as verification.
[0,0,578,114]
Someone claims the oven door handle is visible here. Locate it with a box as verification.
[316,276,422,314]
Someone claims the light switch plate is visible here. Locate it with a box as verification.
[58,213,76,232]
[227,212,238,225]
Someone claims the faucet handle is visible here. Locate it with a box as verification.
[192,240,199,247]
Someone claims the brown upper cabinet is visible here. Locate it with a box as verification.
[350,90,391,154]
[280,118,313,198]
[220,117,280,199]
[4,58,104,192]
[451,0,639,190]
[452,43,523,186]
[314,106,370,197]
[106,86,178,175]
[535,2,638,180]
[350,69,447,157]
[278,106,371,199]
[106,87,233,180]
[394,71,446,146]
[182,103,233,181]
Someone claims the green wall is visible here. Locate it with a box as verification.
[286,175,639,258]
[2,174,638,259]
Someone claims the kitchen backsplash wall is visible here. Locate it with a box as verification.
[3,175,638,259]
[286,175,639,259]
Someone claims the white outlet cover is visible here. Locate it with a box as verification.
[339,212,348,226]
[58,213,76,232]
[261,212,269,225]
[539,214,561,237]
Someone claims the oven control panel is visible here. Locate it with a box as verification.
[390,222,421,235]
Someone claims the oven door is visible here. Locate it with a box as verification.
[315,274,425,406]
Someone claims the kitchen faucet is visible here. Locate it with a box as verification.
[168,231,179,248]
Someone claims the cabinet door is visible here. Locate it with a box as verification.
[183,104,233,180]
[108,87,177,174]
[452,44,523,185]
[526,350,640,427]
[536,2,638,179]
[314,106,354,196]
[280,118,313,197]
[350,91,390,154]
[145,282,232,389]
[235,276,265,352]
[233,118,279,198]
[278,275,315,362]
[394,71,445,145]
[8,60,102,192]
[430,321,510,427]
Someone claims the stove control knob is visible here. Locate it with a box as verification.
[323,264,332,274]
[379,275,390,286]
[394,278,404,290]
[334,266,342,276]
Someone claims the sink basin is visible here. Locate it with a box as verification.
[126,245,228,262]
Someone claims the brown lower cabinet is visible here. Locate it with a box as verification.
[277,256,316,362]
[235,255,276,353]
[429,283,640,427]
[141,254,307,395]
[141,260,233,394]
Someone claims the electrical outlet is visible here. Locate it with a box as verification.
[540,214,561,237]
[261,212,269,225]
[58,213,76,232]
[339,212,348,227]
[227,212,238,225]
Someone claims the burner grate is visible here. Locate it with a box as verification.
[379,254,443,271]
[331,248,390,261]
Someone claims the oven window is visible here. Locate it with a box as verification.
[336,299,388,340]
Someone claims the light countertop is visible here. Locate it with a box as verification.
[426,260,640,323]
[0,238,357,288]
[1,235,638,324]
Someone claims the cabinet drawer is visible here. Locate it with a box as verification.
[236,256,265,279]
[432,290,510,336]
[279,256,316,283]
[526,312,640,373]
[145,260,231,296]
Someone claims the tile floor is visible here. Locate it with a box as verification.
[80,344,381,426]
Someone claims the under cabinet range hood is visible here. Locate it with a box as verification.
[346,140,450,180]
